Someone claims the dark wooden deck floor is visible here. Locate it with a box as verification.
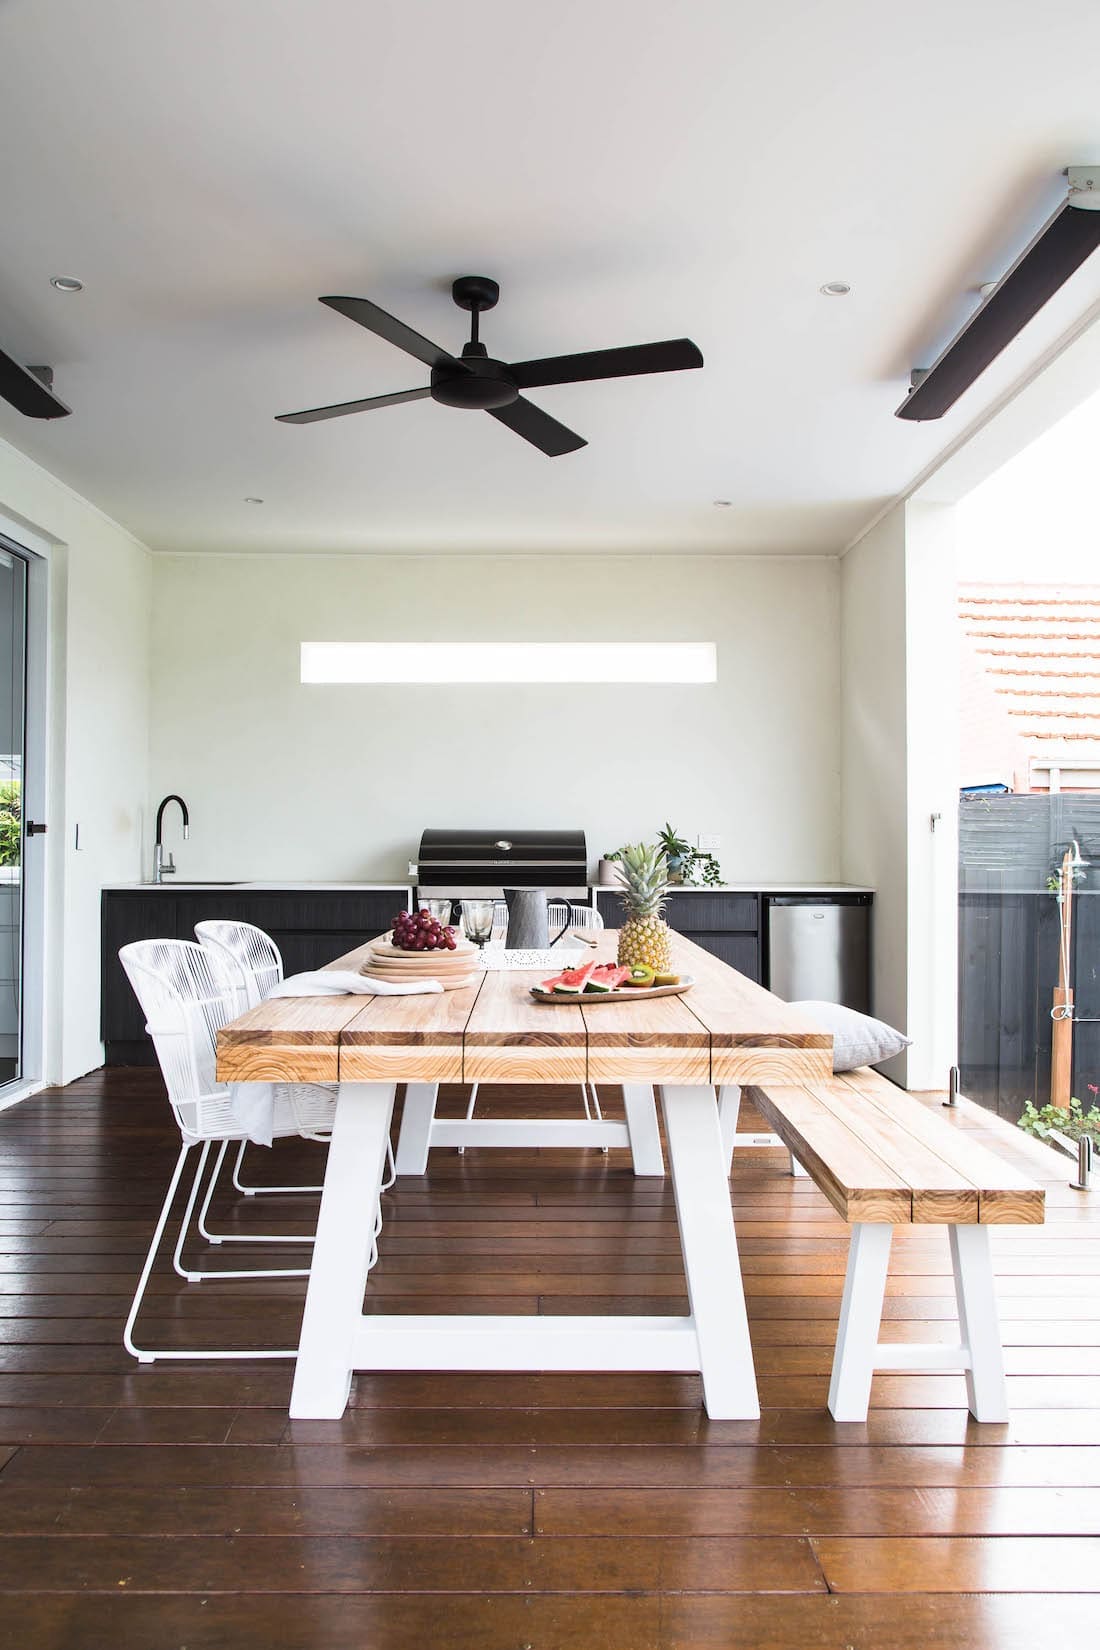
[0,1069,1098,1648]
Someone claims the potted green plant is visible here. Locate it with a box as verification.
[656,823,724,886]
[657,823,692,883]
[597,848,625,886]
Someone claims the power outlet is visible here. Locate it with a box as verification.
[697,834,722,856]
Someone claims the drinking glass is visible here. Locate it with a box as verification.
[419,899,454,926]
[461,899,496,948]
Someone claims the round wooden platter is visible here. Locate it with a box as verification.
[360,964,480,992]
[366,937,475,964]
[361,936,480,992]
[530,975,696,1004]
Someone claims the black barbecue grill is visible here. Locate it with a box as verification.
[415,828,588,899]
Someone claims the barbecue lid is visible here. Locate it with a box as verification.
[417,828,586,870]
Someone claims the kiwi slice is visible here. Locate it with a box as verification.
[625,964,657,987]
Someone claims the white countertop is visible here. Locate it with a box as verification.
[105,880,873,895]
[657,883,874,895]
[102,881,416,892]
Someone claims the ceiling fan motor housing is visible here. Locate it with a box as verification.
[431,355,519,410]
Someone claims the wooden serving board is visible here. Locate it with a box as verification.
[530,975,695,1004]
[367,940,476,962]
[362,938,480,994]
[361,975,480,994]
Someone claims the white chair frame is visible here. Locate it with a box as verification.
[119,938,344,1362]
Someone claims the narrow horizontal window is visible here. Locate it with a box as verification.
[300,641,717,685]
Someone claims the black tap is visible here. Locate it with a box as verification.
[153,795,189,882]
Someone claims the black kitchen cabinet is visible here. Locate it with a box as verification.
[665,893,759,934]
[101,888,411,1065]
[101,893,184,1057]
[595,889,762,979]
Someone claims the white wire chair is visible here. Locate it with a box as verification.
[195,921,335,1194]
[463,903,608,1143]
[194,919,394,1251]
[118,938,331,1362]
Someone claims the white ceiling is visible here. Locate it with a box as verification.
[2,0,1100,556]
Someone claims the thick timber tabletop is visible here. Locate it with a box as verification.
[215,931,832,1087]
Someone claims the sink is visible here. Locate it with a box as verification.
[144,881,246,887]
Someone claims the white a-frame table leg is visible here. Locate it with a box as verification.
[659,1085,759,1420]
[716,1084,741,1175]
[950,1224,1009,1422]
[394,1083,438,1175]
[622,1084,665,1176]
[290,1082,395,1419]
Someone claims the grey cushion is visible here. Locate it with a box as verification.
[789,1000,911,1073]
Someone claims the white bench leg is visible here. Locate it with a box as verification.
[622,1084,665,1176]
[290,1082,395,1419]
[789,1151,809,1177]
[716,1085,741,1175]
[950,1224,1009,1422]
[659,1085,759,1420]
[828,1222,893,1422]
[394,1083,438,1175]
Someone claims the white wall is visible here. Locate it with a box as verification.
[904,503,958,1091]
[149,552,841,884]
[841,501,958,1089]
[840,504,908,1073]
[0,437,151,1084]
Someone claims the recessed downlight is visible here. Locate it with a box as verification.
[819,281,851,297]
[244,496,264,504]
[712,499,732,508]
[49,275,83,293]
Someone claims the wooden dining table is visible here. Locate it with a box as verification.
[215,931,832,1420]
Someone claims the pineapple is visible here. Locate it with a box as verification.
[615,842,675,973]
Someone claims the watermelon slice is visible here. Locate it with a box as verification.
[584,964,631,993]
[551,962,598,995]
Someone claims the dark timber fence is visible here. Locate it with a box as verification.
[959,794,1100,1121]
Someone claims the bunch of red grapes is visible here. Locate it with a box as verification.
[391,908,458,951]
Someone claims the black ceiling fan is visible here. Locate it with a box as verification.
[0,348,69,419]
[277,276,703,455]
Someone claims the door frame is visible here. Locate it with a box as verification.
[0,521,50,1108]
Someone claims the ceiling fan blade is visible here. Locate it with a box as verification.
[0,348,70,418]
[510,337,703,390]
[276,386,431,425]
[487,396,586,456]
[319,296,463,370]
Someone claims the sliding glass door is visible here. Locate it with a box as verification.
[0,545,28,1086]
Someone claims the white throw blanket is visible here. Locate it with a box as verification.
[230,972,444,1143]
[269,970,445,999]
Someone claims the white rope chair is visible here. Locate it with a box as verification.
[194,921,335,1194]
[462,903,608,1144]
[194,919,394,1253]
[118,938,346,1362]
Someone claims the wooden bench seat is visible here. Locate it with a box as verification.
[720,1067,1044,1423]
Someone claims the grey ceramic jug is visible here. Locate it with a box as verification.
[503,889,573,949]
